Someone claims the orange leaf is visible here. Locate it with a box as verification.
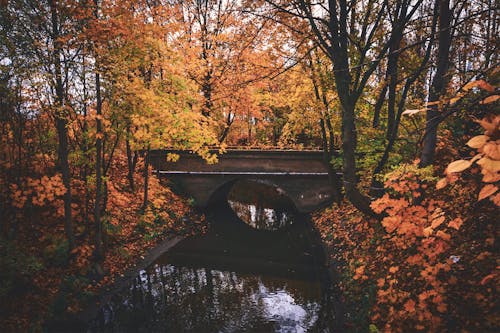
[482,169,500,183]
[382,216,402,233]
[389,266,399,273]
[436,230,451,241]
[480,273,497,285]
[423,226,434,237]
[478,184,498,201]
[491,193,500,206]
[446,159,471,174]
[483,142,500,160]
[466,135,489,149]
[447,217,463,230]
[436,302,447,313]
[463,80,495,92]
[436,178,448,190]
[475,116,499,136]
[404,299,416,313]
[480,95,500,104]
[431,216,446,229]
[477,157,500,172]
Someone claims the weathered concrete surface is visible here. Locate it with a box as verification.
[149,150,334,212]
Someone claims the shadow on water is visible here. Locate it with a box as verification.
[88,180,344,332]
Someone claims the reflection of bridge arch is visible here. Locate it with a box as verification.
[150,150,335,213]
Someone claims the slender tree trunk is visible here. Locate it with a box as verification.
[94,68,104,273]
[372,83,387,128]
[386,31,402,140]
[308,55,342,202]
[420,0,452,167]
[201,71,213,117]
[218,111,234,143]
[126,126,136,191]
[49,0,74,250]
[142,146,150,210]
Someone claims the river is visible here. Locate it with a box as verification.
[88,180,342,332]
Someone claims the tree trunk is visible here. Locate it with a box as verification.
[94,69,104,271]
[49,0,74,251]
[420,0,452,167]
[372,83,387,128]
[126,127,136,191]
[142,146,150,210]
[341,102,375,216]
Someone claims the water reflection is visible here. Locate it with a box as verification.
[227,181,296,231]
[93,264,322,333]
[88,180,341,332]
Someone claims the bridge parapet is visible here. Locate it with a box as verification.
[149,149,334,213]
[150,149,328,173]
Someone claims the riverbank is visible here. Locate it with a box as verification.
[44,235,185,332]
[311,194,498,332]
[0,177,207,332]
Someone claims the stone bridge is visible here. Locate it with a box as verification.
[149,149,334,213]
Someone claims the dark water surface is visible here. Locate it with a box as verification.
[89,181,341,332]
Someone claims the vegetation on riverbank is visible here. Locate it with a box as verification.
[313,117,499,332]
[0,159,207,331]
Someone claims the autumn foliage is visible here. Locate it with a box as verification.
[313,115,499,332]
[1,0,499,331]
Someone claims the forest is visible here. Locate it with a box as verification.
[0,0,498,332]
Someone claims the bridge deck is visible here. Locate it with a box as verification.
[149,149,334,212]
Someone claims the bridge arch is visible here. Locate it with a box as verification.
[206,177,296,210]
[150,149,336,212]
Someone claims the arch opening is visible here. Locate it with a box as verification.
[207,179,298,231]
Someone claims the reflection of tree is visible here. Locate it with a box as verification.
[228,200,293,230]
[94,264,331,332]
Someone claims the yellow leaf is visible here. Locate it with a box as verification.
[166,153,180,162]
[466,135,489,149]
[480,95,500,104]
[446,159,471,174]
[402,108,427,116]
[478,184,498,201]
